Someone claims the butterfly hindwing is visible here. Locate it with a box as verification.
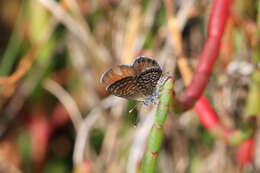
[107,76,144,100]
[136,67,162,96]
[132,56,160,74]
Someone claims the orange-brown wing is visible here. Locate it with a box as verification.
[100,65,136,87]
[132,56,160,74]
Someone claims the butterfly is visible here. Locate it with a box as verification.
[100,56,164,104]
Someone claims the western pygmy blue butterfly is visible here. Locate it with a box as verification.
[100,56,166,105]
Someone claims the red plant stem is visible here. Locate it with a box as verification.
[236,138,255,166]
[194,96,254,165]
[179,0,232,109]
[194,96,219,129]
[208,0,232,38]
[194,97,230,140]
[177,0,254,165]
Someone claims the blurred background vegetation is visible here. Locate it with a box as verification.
[0,0,259,172]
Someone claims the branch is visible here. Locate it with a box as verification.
[43,79,83,131]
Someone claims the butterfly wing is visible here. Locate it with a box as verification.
[107,76,144,100]
[132,56,160,74]
[101,65,144,100]
[101,65,136,86]
[136,67,162,96]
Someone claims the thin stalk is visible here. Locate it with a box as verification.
[0,15,22,76]
[246,0,260,117]
[141,77,174,173]
[258,0,260,36]
[246,70,260,116]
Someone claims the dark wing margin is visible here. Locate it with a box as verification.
[132,56,160,74]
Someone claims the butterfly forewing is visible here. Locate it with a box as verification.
[101,65,136,86]
[136,67,162,96]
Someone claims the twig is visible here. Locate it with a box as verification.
[73,96,116,166]
[112,0,133,60]
[0,48,36,85]
[176,0,196,30]
[122,4,141,64]
[38,0,111,62]
[135,0,161,57]
[0,62,50,137]
[38,0,86,42]
[66,33,96,88]
[43,78,83,131]
[127,109,155,173]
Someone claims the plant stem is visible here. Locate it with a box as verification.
[141,77,174,173]
[178,0,231,109]
[246,0,260,117]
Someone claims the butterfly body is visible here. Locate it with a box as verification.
[101,56,163,103]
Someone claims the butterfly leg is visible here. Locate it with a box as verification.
[142,99,150,106]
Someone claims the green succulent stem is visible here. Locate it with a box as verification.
[141,77,174,173]
[245,0,260,117]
